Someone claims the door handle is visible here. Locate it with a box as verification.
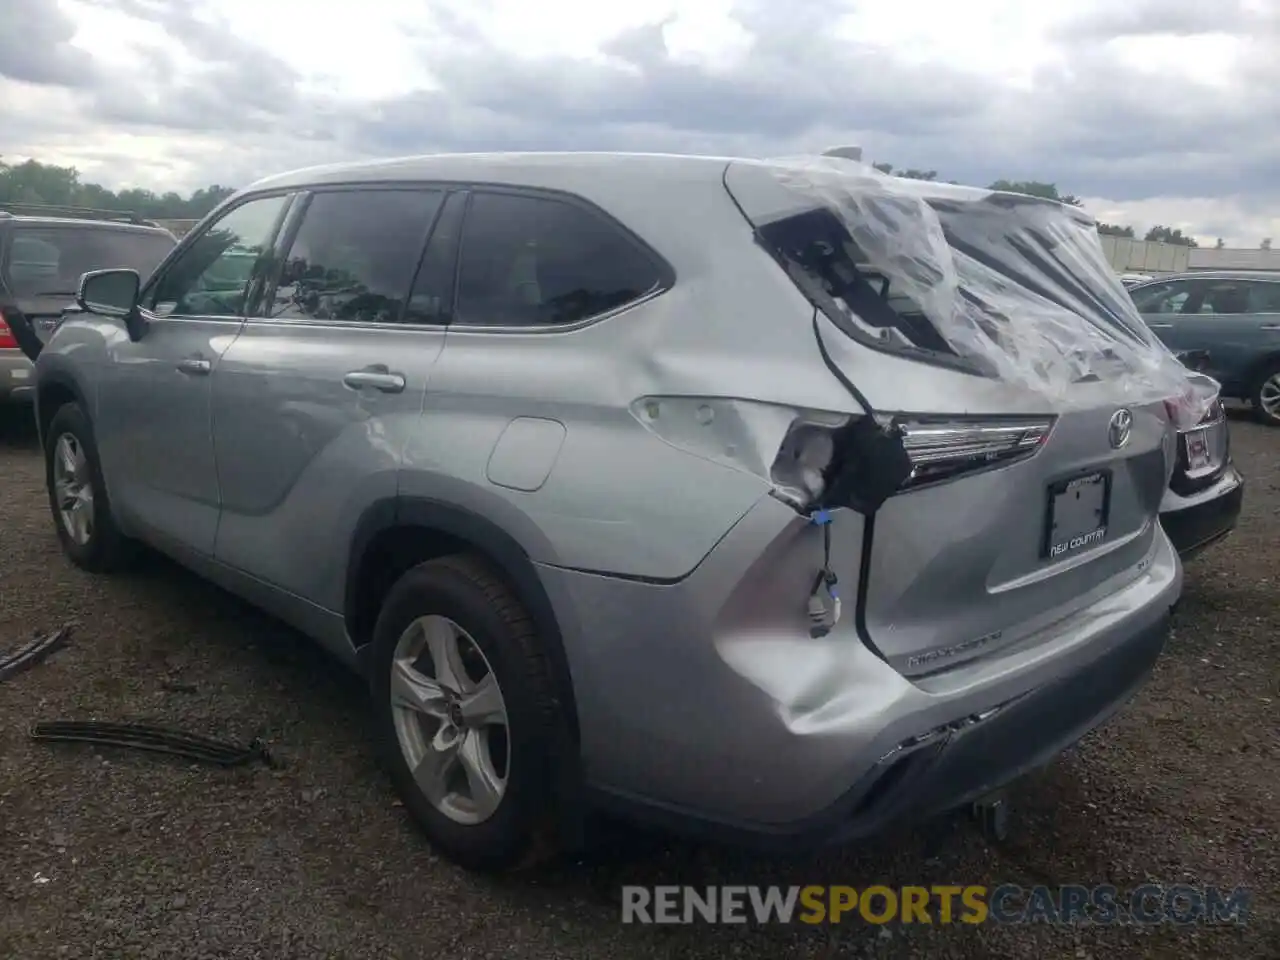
[1147,323,1173,329]
[1260,324,1280,331]
[176,357,212,375]
[343,368,406,394]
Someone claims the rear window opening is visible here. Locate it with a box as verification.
[725,157,1219,428]
[753,194,1150,375]
[755,206,955,357]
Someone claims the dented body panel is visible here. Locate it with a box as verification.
[35,151,1191,846]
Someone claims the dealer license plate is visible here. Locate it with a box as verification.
[1044,471,1111,560]
[1184,428,1211,471]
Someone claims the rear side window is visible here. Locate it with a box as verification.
[1249,281,1280,313]
[454,192,663,327]
[266,189,442,324]
[4,226,175,298]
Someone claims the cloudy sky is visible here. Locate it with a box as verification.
[2,0,1277,245]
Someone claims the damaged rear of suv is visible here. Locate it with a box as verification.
[36,152,1214,870]
[570,156,1214,850]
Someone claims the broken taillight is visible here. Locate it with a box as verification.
[631,395,1054,514]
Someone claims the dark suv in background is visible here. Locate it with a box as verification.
[1,204,177,398]
[1130,271,1280,425]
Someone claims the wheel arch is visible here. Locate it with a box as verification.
[1243,349,1280,394]
[345,496,581,747]
[34,366,90,450]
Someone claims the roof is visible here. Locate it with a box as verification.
[0,214,174,236]
[246,151,737,194]
[242,150,1093,227]
[1138,269,1280,284]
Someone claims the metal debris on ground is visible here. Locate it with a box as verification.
[30,720,278,768]
[0,624,74,683]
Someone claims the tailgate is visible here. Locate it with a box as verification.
[722,157,1201,673]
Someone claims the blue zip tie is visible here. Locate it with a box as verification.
[811,509,832,526]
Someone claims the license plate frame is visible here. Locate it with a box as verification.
[1042,470,1113,560]
[1184,428,1211,471]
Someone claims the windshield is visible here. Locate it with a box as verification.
[4,226,175,298]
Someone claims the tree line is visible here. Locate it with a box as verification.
[0,157,234,221]
[870,162,1270,250]
[3,156,1263,250]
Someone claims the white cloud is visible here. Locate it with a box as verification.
[1,0,1278,246]
[1081,195,1280,249]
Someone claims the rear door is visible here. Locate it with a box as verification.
[210,185,461,613]
[723,162,1177,675]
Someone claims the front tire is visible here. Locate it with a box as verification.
[43,402,136,572]
[368,555,562,872]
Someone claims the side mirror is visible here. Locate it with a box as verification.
[77,269,147,342]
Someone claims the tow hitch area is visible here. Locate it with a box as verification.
[0,624,73,683]
[971,789,1011,842]
[30,720,278,768]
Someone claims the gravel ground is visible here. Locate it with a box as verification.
[0,406,1276,960]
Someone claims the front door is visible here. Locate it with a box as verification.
[211,185,461,613]
[94,193,295,554]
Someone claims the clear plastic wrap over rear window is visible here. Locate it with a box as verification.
[726,157,1218,429]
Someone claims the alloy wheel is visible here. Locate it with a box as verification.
[1260,373,1280,421]
[389,614,510,825]
[52,434,94,547]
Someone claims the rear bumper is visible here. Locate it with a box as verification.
[1160,465,1243,560]
[587,608,1171,852]
[542,491,1182,846]
[0,350,35,402]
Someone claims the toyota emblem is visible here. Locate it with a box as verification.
[1108,408,1133,449]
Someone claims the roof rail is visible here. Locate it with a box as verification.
[0,201,159,227]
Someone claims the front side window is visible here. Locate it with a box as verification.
[5,226,176,298]
[1197,280,1251,315]
[148,194,290,318]
[265,189,442,324]
[1131,280,1198,315]
[454,192,664,327]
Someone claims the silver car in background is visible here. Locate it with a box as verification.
[33,153,1199,871]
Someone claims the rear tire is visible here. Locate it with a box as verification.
[368,555,563,872]
[1250,362,1280,426]
[43,402,136,572]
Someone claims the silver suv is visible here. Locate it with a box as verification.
[33,153,1205,871]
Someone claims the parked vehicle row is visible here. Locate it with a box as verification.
[20,155,1243,872]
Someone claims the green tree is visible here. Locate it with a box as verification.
[1144,225,1198,247]
[1097,222,1134,237]
[0,157,234,219]
[870,162,938,181]
[987,179,1082,206]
